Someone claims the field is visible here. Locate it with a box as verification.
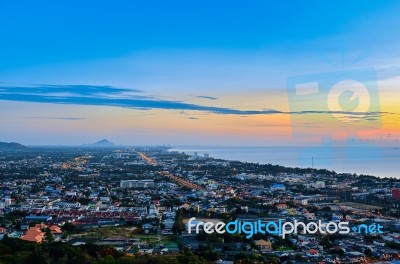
[72,227,179,246]
[339,202,383,210]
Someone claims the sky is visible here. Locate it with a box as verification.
[0,0,400,146]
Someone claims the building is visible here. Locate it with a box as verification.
[25,215,53,222]
[65,191,77,197]
[20,224,46,243]
[270,183,286,192]
[4,197,12,207]
[20,224,61,243]
[254,239,272,251]
[162,218,175,229]
[276,203,288,211]
[120,179,154,188]
[307,181,325,189]
[392,188,400,200]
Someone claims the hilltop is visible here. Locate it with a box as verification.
[83,139,115,147]
[0,141,27,150]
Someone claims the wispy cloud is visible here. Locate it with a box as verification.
[195,95,218,100]
[250,123,322,128]
[0,83,392,119]
[26,116,86,120]
[0,84,142,96]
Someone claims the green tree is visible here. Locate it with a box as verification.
[62,222,76,233]
[24,249,49,264]
[44,228,54,243]
[172,209,185,235]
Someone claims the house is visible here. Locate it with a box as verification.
[332,213,343,221]
[276,203,288,211]
[254,239,272,252]
[225,187,235,194]
[287,208,297,215]
[326,255,338,263]
[49,225,62,235]
[305,249,320,257]
[213,206,227,213]
[270,183,286,192]
[295,199,308,205]
[179,203,190,210]
[304,213,316,220]
[373,239,386,247]
[65,191,77,197]
[20,224,45,243]
[346,251,365,263]
[142,223,156,234]
[162,218,175,229]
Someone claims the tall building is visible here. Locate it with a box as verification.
[392,188,400,200]
[4,197,12,206]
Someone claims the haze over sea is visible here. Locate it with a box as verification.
[169,146,400,179]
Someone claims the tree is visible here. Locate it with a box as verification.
[44,228,54,243]
[24,249,49,264]
[96,255,117,264]
[294,253,306,262]
[321,235,332,249]
[176,248,205,264]
[172,209,185,235]
[48,242,65,263]
[265,256,279,264]
[365,248,374,258]
[62,222,76,233]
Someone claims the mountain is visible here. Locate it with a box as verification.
[84,139,115,147]
[0,141,27,150]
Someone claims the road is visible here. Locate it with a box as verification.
[137,151,206,191]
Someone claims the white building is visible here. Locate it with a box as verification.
[120,179,154,188]
[307,181,325,189]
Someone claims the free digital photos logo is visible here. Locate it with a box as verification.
[187,218,383,239]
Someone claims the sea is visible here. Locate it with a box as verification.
[168,145,400,179]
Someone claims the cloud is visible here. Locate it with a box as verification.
[195,95,218,100]
[0,83,393,119]
[0,84,142,96]
[126,107,152,111]
[250,123,322,128]
[25,116,86,120]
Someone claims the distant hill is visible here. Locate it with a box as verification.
[84,139,115,147]
[0,141,27,150]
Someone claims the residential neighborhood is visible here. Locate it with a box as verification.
[0,146,400,263]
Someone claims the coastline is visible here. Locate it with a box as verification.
[169,145,400,179]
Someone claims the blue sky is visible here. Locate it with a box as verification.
[1,0,399,70]
[0,1,399,145]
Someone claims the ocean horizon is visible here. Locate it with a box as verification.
[169,145,400,179]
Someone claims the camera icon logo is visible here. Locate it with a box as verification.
[327,79,371,122]
[287,68,381,136]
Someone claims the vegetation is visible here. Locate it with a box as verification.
[0,236,212,264]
